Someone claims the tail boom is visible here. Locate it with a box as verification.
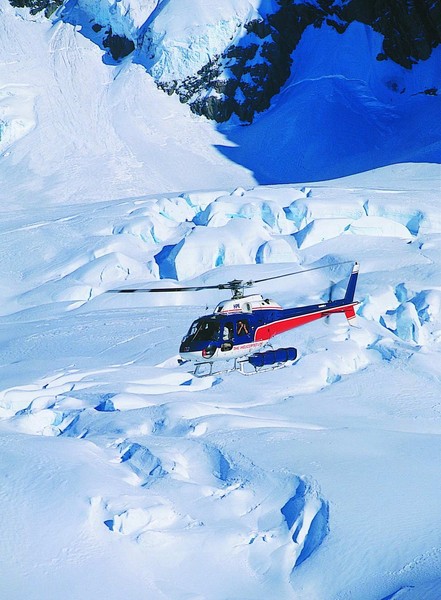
[326,301,358,325]
[254,262,360,341]
[254,300,359,342]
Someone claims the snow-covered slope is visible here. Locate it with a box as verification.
[1,0,441,199]
[0,0,256,205]
[222,22,441,181]
[2,163,441,599]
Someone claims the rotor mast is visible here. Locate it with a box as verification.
[220,279,252,299]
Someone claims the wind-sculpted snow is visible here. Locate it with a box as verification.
[116,441,166,486]
[281,478,329,569]
[110,184,441,288]
[361,283,441,346]
[0,84,36,153]
[2,168,441,599]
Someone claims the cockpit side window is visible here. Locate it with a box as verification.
[236,319,250,337]
[188,321,200,337]
[222,322,234,340]
[187,318,220,342]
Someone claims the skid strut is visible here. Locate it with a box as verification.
[192,347,298,377]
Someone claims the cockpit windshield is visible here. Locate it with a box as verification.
[185,317,220,342]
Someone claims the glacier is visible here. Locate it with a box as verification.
[1,0,441,598]
[2,164,441,599]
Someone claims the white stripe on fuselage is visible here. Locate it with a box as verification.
[181,340,264,363]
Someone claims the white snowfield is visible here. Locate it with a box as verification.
[1,164,441,600]
[0,0,256,205]
[1,1,441,598]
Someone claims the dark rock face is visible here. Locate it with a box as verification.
[9,0,62,18]
[158,0,441,123]
[151,3,321,123]
[339,0,441,68]
[103,28,135,61]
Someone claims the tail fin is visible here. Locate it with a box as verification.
[344,262,359,324]
[344,262,359,304]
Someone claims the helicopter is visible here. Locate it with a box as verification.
[108,261,360,376]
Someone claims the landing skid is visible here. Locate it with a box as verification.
[192,358,241,378]
[191,354,299,377]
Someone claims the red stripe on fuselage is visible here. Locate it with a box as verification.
[218,307,283,315]
[254,303,357,342]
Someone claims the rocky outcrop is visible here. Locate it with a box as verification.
[8,0,441,121]
[166,0,441,123]
[338,0,441,68]
[9,0,62,18]
[145,2,323,123]
[102,28,135,61]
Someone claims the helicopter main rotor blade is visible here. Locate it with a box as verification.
[106,284,223,293]
[249,260,354,285]
[106,280,249,293]
[106,261,355,294]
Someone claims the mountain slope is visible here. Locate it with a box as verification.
[11,0,440,123]
[0,0,256,206]
[220,21,441,181]
[2,2,441,597]
[1,0,440,201]
[139,0,441,124]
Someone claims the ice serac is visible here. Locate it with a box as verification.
[139,0,262,82]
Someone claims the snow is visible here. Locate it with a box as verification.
[0,0,256,206]
[0,84,36,153]
[140,0,261,82]
[2,0,440,203]
[2,161,441,599]
[2,2,441,598]
[72,0,159,39]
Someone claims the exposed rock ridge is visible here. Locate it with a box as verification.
[9,0,62,17]
[8,0,441,122]
[161,0,441,122]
